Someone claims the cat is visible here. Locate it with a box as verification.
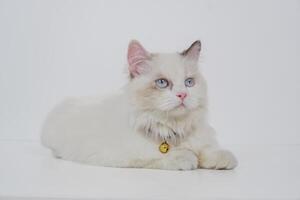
[41,40,238,170]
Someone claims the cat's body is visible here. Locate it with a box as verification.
[41,41,237,170]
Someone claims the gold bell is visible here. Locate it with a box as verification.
[159,141,169,153]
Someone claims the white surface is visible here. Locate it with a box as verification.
[1,0,300,145]
[0,140,299,200]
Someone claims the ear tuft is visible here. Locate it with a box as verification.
[181,40,201,61]
[127,40,150,78]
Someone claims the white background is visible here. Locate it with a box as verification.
[0,0,299,145]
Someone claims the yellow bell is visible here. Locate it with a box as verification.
[159,141,169,153]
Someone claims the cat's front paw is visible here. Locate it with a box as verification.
[199,149,238,170]
[164,149,198,170]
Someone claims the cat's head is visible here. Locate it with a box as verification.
[127,40,207,117]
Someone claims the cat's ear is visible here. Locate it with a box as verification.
[127,40,150,78]
[181,40,201,61]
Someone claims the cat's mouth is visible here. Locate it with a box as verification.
[166,103,189,116]
[175,102,186,109]
[159,101,189,113]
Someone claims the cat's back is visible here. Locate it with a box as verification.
[41,91,130,152]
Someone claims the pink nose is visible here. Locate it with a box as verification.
[176,92,187,100]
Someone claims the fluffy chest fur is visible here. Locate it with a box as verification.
[132,107,206,145]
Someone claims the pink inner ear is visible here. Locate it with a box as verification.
[189,45,201,59]
[127,41,149,77]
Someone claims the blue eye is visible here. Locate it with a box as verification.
[155,79,169,88]
[185,78,195,87]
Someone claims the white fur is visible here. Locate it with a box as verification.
[41,41,237,170]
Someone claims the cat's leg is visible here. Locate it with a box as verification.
[182,125,238,170]
[198,146,238,170]
[143,148,198,170]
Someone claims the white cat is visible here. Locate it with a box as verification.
[41,40,237,170]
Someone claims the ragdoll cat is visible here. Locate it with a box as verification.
[41,40,237,170]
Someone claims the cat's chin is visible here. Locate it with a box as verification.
[163,105,190,118]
